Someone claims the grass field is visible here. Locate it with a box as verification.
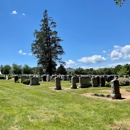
[0,79,130,130]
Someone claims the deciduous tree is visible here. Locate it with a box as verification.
[11,63,22,75]
[22,64,33,74]
[2,65,11,75]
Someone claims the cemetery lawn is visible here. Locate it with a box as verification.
[0,79,130,130]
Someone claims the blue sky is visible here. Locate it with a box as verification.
[0,0,130,69]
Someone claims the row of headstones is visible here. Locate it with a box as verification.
[54,76,104,89]
[55,77,121,99]
[14,76,40,85]
[5,74,130,82]
[43,74,130,82]
[14,75,121,99]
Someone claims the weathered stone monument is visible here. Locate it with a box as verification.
[55,77,61,90]
[46,75,50,82]
[91,77,99,87]
[71,76,77,89]
[0,65,2,75]
[111,78,121,99]
[6,75,9,80]
[14,76,19,83]
[79,76,90,88]
[43,75,46,81]
[30,77,40,85]
[99,76,105,87]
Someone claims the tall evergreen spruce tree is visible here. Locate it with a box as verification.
[31,10,65,75]
[114,0,126,6]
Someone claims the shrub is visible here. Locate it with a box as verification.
[105,82,111,87]
[0,75,5,79]
[9,76,12,79]
[23,79,30,85]
[118,77,130,86]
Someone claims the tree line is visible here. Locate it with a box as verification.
[1,63,130,75]
[0,63,67,75]
[72,64,130,75]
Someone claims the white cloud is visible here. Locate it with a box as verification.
[121,45,130,59]
[110,45,130,60]
[110,50,122,60]
[18,50,26,55]
[65,60,76,67]
[22,13,25,16]
[78,55,106,64]
[11,10,17,14]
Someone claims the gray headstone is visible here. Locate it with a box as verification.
[99,76,105,87]
[111,78,121,99]
[46,75,50,82]
[6,75,9,80]
[61,75,65,81]
[14,76,19,83]
[55,77,61,90]
[71,76,77,89]
[91,77,99,87]
[43,75,46,81]
[79,76,90,88]
[30,77,40,85]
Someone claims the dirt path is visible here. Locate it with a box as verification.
[83,89,130,101]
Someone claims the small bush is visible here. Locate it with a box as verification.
[105,82,111,87]
[9,76,12,79]
[0,75,5,79]
[23,79,30,85]
[106,94,110,98]
[100,94,104,97]
[118,77,130,86]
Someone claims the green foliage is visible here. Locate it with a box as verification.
[11,63,22,74]
[114,0,126,6]
[23,79,30,85]
[105,82,111,87]
[31,10,65,75]
[56,64,67,74]
[114,65,122,74]
[22,64,33,74]
[1,65,11,74]
[118,77,130,86]
[74,67,85,74]
[0,75,5,79]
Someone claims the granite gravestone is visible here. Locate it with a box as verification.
[30,77,40,85]
[111,78,121,99]
[71,76,77,89]
[79,76,90,88]
[55,77,61,90]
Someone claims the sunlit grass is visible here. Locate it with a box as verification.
[0,79,130,130]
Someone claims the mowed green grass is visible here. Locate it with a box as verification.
[0,79,130,130]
